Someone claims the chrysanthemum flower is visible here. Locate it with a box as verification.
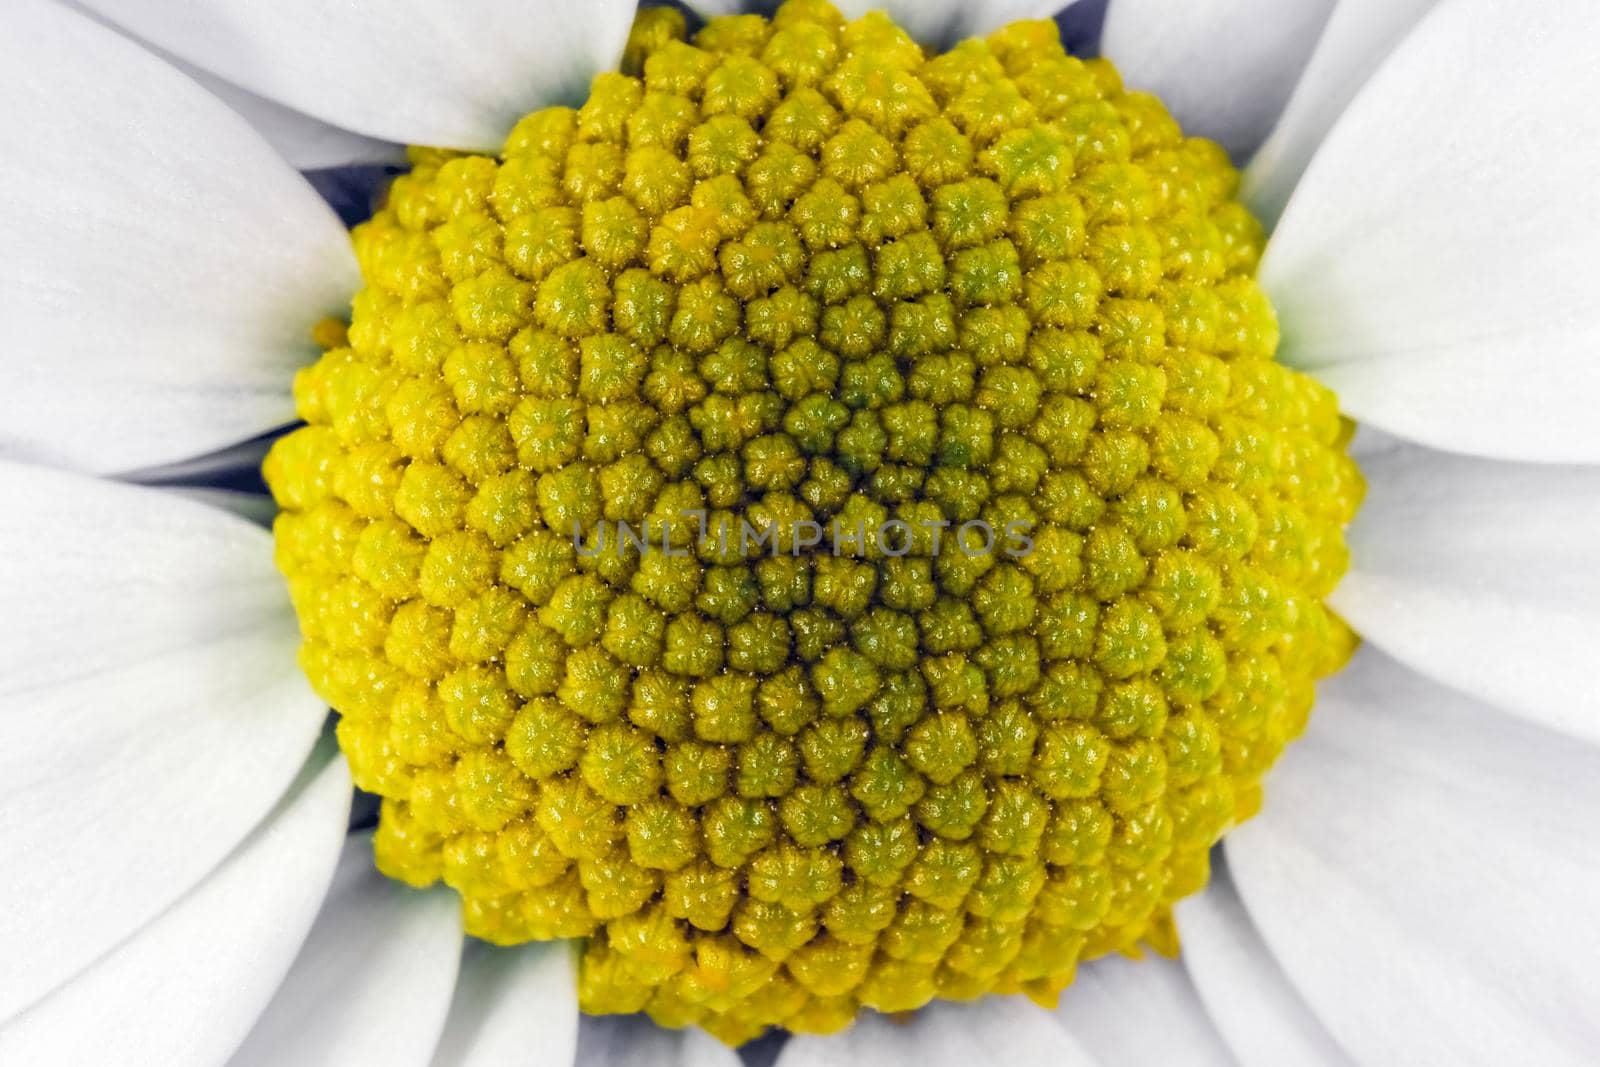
[1,0,1597,1065]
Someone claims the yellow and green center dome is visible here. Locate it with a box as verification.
[265,0,1361,1046]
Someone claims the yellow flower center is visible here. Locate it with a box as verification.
[265,0,1361,1046]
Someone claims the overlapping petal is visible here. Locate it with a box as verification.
[577,1014,745,1067]
[778,998,1093,1067]
[1333,440,1600,744]
[1227,648,1600,1066]
[0,0,356,475]
[0,745,350,1066]
[1054,954,1234,1067]
[1243,0,1439,226]
[75,0,638,150]
[182,66,403,170]
[1099,0,1334,159]
[0,464,327,1024]
[1176,860,1354,1067]
[430,942,579,1067]
[229,834,464,1066]
[1262,0,1600,462]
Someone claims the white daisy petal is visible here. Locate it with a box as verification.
[164,487,279,527]
[678,0,744,16]
[229,834,463,1067]
[120,436,277,486]
[1054,953,1234,1067]
[0,0,355,477]
[1099,0,1334,160]
[1243,0,1439,227]
[678,0,745,16]
[67,5,401,169]
[75,0,637,150]
[953,0,1083,36]
[1332,441,1600,744]
[183,66,403,171]
[0,462,327,1024]
[1227,647,1600,1066]
[778,999,1094,1067]
[576,1015,743,1067]
[0,745,350,1066]
[835,0,1071,45]
[1345,422,1411,465]
[430,942,579,1067]
[1261,0,1600,462]
[1176,858,1354,1067]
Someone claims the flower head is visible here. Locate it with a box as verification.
[266,0,1360,1043]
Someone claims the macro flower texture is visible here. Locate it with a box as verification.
[2,0,1598,1063]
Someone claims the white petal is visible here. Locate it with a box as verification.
[229,834,464,1067]
[576,1015,743,1067]
[164,487,279,527]
[1176,860,1354,1067]
[678,0,744,17]
[430,942,579,1067]
[183,65,404,170]
[835,0,1072,45]
[120,435,276,486]
[1227,647,1600,1066]
[124,438,279,526]
[76,0,638,150]
[1054,954,1234,1067]
[1099,0,1334,159]
[1332,441,1600,745]
[0,745,350,1066]
[0,0,356,477]
[0,462,327,1024]
[70,7,402,169]
[1261,0,1600,463]
[1243,0,1439,227]
[777,999,1093,1067]
[1346,421,1411,465]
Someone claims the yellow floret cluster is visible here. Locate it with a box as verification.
[265,0,1362,1045]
